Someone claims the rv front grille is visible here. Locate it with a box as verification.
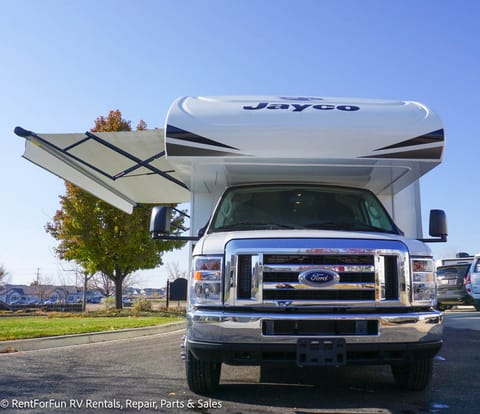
[237,254,399,302]
[229,239,404,305]
[261,254,377,303]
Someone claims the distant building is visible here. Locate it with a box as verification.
[0,283,170,305]
[0,284,88,305]
[0,284,168,305]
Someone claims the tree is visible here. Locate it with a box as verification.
[0,264,8,286]
[30,274,54,303]
[166,262,187,281]
[90,271,138,298]
[58,264,93,311]
[46,110,186,308]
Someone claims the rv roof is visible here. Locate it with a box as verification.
[166,96,444,195]
[15,96,444,213]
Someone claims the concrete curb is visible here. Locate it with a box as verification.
[0,321,186,352]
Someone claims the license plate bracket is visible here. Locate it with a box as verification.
[296,338,346,367]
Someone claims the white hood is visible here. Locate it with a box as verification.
[195,229,432,257]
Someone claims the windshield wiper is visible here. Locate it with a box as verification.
[303,222,395,234]
[349,223,397,234]
[214,221,296,231]
[303,222,353,230]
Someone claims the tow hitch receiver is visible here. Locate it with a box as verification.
[296,338,346,367]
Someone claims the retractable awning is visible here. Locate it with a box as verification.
[15,127,190,213]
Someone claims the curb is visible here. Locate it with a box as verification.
[0,321,186,352]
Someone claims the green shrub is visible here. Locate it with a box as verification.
[103,296,116,309]
[132,297,152,312]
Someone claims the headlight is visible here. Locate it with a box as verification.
[412,258,436,304]
[191,256,223,305]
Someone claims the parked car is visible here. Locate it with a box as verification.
[436,264,472,310]
[122,297,134,307]
[465,254,480,311]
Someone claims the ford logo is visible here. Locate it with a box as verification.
[298,269,340,288]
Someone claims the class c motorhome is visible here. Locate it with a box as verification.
[15,96,447,393]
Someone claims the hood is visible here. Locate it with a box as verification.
[194,229,432,257]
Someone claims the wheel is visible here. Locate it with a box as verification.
[436,304,446,311]
[185,350,221,394]
[391,358,433,391]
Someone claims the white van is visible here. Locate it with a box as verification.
[466,254,480,311]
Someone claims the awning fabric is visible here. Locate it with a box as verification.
[15,127,190,213]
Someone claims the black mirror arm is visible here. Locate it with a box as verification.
[417,235,448,243]
[171,207,190,219]
[151,233,200,241]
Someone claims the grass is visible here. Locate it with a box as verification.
[0,313,185,341]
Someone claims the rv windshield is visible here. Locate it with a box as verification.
[210,184,400,234]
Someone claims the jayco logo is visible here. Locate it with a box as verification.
[243,102,360,112]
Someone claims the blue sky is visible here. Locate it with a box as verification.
[1,0,479,287]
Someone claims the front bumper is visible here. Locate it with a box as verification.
[187,309,443,366]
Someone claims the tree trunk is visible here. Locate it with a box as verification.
[82,274,88,312]
[114,272,123,309]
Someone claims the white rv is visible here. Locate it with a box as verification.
[15,96,447,393]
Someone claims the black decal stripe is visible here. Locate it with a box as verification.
[166,125,239,150]
[362,146,443,160]
[375,129,444,151]
[166,143,246,157]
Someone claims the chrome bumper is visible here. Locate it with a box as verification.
[187,309,443,345]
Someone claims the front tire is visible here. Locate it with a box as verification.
[186,350,221,394]
[391,358,433,391]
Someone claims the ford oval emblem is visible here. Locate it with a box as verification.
[298,269,340,288]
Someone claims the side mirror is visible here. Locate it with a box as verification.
[149,206,200,241]
[150,206,171,236]
[429,209,447,239]
[419,209,447,243]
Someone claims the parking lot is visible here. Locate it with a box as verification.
[0,309,478,413]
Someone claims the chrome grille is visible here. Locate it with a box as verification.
[225,238,406,306]
[261,254,376,302]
